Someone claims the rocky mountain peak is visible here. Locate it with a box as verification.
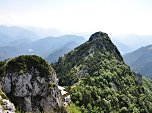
[89,31,108,42]
[53,31,152,112]
[53,32,124,86]
[88,31,123,61]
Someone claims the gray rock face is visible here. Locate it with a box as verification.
[1,68,62,113]
[0,95,16,113]
[89,31,108,42]
[89,31,123,61]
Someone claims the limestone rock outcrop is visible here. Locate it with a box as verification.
[1,55,62,113]
[0,90,16,113]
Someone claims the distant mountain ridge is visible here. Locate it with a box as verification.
[123,44,152,79]
[0,26,86,61]
[30,35,85,57]
[113,34,152,54]
[45,41,82,63]
[112,39,131,54]
[0,25,41,40]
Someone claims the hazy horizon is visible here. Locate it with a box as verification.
[0,0,152,36]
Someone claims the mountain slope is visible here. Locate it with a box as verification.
[113,34,152,53]
[0,89,16,113]
[0,46,19,60]
[45,41,84,63]
[0,34,85,61]
[142,77,152,95]
[0,25,41,60]
[0,33,14,47]
[123,45,152,79]
[112,39,131,54]
[0,25,41,41]
[53,32,152,112]
[54,32,122,86]
[30,35,86,57]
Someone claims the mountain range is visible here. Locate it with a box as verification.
[123,44,152,79]
[0,31,152,112]
[2,25,152,62]
[45,41,82,63]
[0,25,41,46]
[113,34,152,54]
[0,25,86,62]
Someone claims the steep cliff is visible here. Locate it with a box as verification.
[0,55,62,113]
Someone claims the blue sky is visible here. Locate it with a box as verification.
[0,0,152,35]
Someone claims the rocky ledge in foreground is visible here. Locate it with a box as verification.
[0,55,62,113]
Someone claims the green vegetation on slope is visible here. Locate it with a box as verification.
[142,77,152,95]
[0,55,53,79]
[54,32,122,86]
[67,103,81,113]
[53,32,152,113]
